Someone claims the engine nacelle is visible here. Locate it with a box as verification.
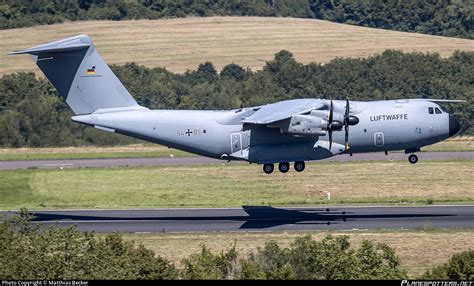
[282,115,326,136]
[310,110,344,123]
[310,110,329,121]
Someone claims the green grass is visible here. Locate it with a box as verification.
[422,136,474,152]
[0,150,194,161]
[0,160,472,210]
[1,136,471,162]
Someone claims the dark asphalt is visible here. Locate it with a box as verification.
[2,206,472,233]
[0,151,472,170]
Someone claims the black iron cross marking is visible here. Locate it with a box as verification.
[185,129,193,136]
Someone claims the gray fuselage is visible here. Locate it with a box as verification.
[72,99,459,164]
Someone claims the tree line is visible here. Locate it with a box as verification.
[0,0,472,39]
[0,49,472,147]
[1,211,472,280]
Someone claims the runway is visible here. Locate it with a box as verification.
[2,206,473,233]
[0,151,472,170]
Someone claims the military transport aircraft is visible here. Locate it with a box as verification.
[12,35,463,174]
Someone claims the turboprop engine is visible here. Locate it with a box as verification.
[274,99,360,150]
[285,114,327,136]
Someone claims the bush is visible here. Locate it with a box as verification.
[181,235,407,280]
[241,235,407,279]
[0,210,178,280]
[422,250,473,280]
[181,243,239,279]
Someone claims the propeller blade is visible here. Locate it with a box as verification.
[329,100,333,124]
[345,98,349,118]
[329,130,332,150]
[345,124,349,151]
[344,98,349,150]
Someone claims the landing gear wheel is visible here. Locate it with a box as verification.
[263,163,274,174]
[278,162,290,173]
[294,161,305,172]
[408,154,418,164]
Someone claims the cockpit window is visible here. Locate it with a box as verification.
[435,107,442,114]
[428,107,434,114]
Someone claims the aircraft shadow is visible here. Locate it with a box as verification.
[23,206,454,230]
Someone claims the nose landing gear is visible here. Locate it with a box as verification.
[405,147,420,164]
[408,154,418,164]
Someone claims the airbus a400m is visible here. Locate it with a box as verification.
[12,35,463,174]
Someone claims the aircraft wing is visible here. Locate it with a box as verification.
[242,99,324,125]
[411,99,467,103]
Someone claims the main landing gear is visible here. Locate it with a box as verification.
[263,161,306,174]
[294,161,305,172]
[263,163,274,174]
[278,162,290,173]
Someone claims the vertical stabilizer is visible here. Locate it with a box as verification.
[11,35,140,115]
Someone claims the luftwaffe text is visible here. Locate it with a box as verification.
[370,114,408,121]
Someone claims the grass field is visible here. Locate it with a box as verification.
[0,144,193,161]
[1,17,473,76]
[0,136,472,161]
[422,136,474,152]
[123,229,474,278]
[1,160,472,209]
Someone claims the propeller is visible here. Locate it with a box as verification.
[343,98,360,151]
[326,98,359,151]
[328,100,333,149]
[344,98,350,150]
[327,99,342,149]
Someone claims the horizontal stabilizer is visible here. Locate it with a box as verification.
[9,35,90,56]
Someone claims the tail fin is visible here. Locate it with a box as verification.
[10,35,140,115]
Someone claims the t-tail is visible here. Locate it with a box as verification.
[10,34,142,115]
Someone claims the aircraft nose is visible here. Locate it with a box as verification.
[449,115,461,137]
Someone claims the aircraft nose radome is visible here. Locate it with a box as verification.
[449,115,461,137]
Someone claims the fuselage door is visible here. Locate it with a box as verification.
[231,133,242,154]
[374,132,384,147]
